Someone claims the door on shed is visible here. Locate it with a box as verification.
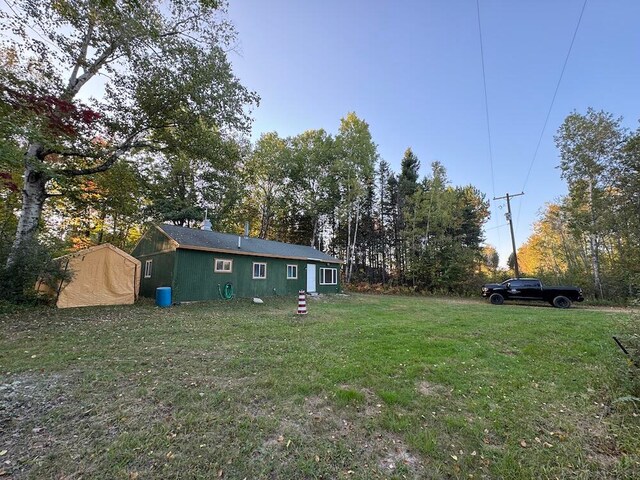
[306,264,316,293]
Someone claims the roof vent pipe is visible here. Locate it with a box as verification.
[238,236,241,249]
[244,221,249,238]
[201,209,212,231]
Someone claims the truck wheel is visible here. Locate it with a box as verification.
[489,293,504,305]
[553,296,571,309]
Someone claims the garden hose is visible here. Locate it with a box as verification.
[218,282,234,300]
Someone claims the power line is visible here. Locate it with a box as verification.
[476,0,496,200]
[2,0,64,53]
[485,223,509,231]
[516,0,588,228]
[476,0,502,248]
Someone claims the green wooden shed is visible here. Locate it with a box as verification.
[131,224,343,302]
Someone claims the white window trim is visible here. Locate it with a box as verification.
[319,267,337,285]
[214,258,233,273]
[252,262,267,279]
[144,259,153,278]
[286,264,298,279]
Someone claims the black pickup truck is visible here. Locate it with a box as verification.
[481,278,584,308]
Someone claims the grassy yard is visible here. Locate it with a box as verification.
[1,294,639,479]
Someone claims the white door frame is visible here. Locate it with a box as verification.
[306,264,316,293]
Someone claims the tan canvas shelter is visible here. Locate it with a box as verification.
[38,244,141,308]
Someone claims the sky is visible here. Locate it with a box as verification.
[225,0,640,266]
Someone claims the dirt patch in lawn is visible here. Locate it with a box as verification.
[377,434,423,473]
[417,380,449,397]
[299,393,424,477]
[576,416,623,468]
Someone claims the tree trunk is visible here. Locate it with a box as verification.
[379,198,386,286]
[6,144,49,267]
[347,203,361,283]
[589,233,604,299]
[311,216,319,247]
[588,180,604,299]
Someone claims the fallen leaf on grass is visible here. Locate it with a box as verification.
[451,455,458,461]
[520,440,527,448]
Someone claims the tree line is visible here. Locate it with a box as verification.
[2,2,636,303]
[2,109,493,297]
[516,108,639,301]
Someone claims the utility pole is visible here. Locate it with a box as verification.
[493,192,524,278]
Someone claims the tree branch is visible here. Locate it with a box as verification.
[63,41,119,99]
[57,137,151,177]
[67,18,94,95]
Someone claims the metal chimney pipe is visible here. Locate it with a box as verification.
[201,208,212,231]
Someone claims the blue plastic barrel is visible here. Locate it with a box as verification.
[156,287,172,307]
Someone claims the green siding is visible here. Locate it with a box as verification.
[316,265,341,294]
[138,251,176,299]
[132,226,342,302]
[171,249,340,302]
[131,227,175,257]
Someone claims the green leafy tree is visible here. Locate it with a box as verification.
[334,113,377,283]
[613,127,640,296]
[288,129,338,247]
[555,109,625,298]
[242,132,291,239]
[48,160,146,250]
[482,245,500,281]
[406,162,489,293]
[1,0,258,273]
[146,153,203,228]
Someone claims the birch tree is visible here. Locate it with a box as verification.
[555,109,624,299]
[334,113,376,283]
[0,0,258,272]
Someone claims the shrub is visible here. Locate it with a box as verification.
[0,237,72,304]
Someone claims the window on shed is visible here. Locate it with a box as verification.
[253,262,267,279]
[319,267,337,285]
[214,258,233,273]
[287,264,298,279]
[144,259,153,278]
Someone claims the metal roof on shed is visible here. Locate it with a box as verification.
[158,224,343,264]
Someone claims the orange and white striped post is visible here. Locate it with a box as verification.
[297,290,307,315]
